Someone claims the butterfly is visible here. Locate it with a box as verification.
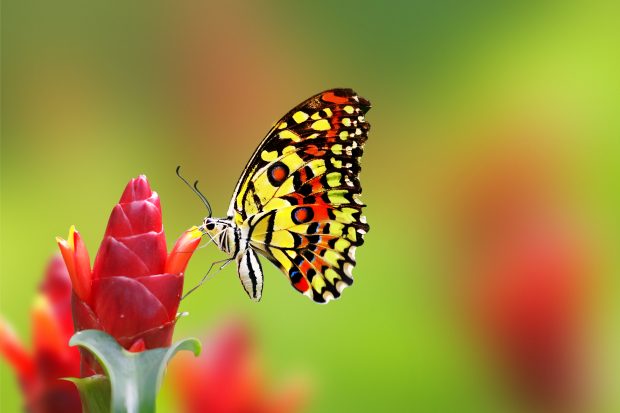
[189,89,370,303]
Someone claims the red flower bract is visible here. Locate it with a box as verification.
[57,175,201,374]
[169,321,307,413]
[447,140,595,412]
[0,256,81,413]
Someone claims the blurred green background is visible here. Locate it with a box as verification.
[2,1,619,412]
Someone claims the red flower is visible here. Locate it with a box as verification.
[0,256,82,413]
[169,321,308,413]
[469,220,591,409]
[56,175,202,374]
[449,142,594,412]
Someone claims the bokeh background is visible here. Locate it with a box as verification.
[2,1,619,412]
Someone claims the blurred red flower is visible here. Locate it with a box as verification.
[0,256,82,413]
[450,142,595,412]
[169,321,307,413]
[56,175,202,375]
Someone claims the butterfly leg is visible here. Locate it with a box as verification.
[182,257,234,300]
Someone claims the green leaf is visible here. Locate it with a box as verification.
[69,330,201,413]
[65,375,111,413]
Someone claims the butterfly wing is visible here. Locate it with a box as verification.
[231,89,370,303]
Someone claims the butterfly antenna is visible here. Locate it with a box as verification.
[193,180,213,218]
[175,166,213,217]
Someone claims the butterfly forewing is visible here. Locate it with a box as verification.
[230,89,370,303]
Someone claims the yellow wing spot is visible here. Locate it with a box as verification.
[279,130,301,142]
[270,231,296,248]
[271,249,292,272]
[324,268,340,284]
[342,118,352,127]
[292,111,309,123]
[273,208,297,230]
[307,133,320,140]
[311,275,326,292]
[311,111,322,120]
[278,121,288,129]
[328,189,349,204]
[288,223,310,234]
[324,250,341,266]
[263,197,291,212]
[305,158,327,176]
[274,174,297,197]
[244,191,259,216]
[331,144,343,155]
[328,222,345,236]
[334,208,357,224]
[335,238,351,252]
[261,150,279,162]
[347,226,357,242]
[331,157,343,168]
[343,105,354,114]
[326,172,342,187]
[311,119,331,131]
[250,216,271,237]
[324,108,333,117]
[235,175,253,210]
[339,131,348,140]
[282,145,296,154]
[252,172,279,202]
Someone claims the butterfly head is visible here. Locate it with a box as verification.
[200,217,235,256]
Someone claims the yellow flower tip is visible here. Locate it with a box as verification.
[186,226,204,239]
[32,294,50,313]
[32,294,65,355]
[68,225,77,249]
[56,226,92,303]
[0,317,16,342]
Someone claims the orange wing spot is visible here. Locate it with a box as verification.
[297,167,307,183]
[322,91,349,104]
[300,260,313,273]
[304,145,327,156]
[272,165,287,182]
[310,178,325,193]
[311,206,330,221]
[326,113,342,138]
[294,207,309,222]
[268,162,290,187]
[310,252,330,271]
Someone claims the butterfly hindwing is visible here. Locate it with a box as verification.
[231,89,370,303]
[248,206,367,303]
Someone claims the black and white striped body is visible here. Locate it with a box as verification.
[201,217,264,301]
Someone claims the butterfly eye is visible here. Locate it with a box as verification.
[206,222,216,231]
